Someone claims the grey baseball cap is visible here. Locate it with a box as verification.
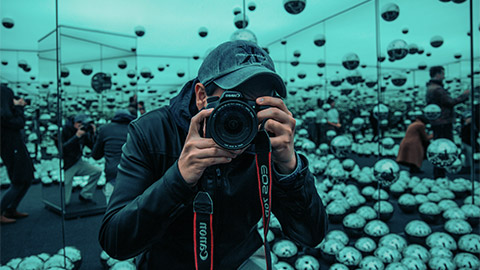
[74,113,93,124]
[198,40,286,98]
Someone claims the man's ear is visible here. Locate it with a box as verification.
[195,83,208,110]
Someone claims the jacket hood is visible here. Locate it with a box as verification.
[168,78,200,134]
[112,112,136,123]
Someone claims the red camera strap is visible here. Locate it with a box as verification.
[193,130,272,270]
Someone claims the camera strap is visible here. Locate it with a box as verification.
[254,130,273,270]
[193,191,214,270]
[193,130,272,270]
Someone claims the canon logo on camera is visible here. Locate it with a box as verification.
[224,92,241,99]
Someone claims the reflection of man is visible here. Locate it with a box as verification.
[91,110,135,204]
[326,97,341,132]
[99,40,327,269]
[426,66,469,178]
[60,114,102,204]
[0,84,34,224]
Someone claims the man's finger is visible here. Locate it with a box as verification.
[188,108,213,138]
[196,148,238,159]
[256,96,291,116]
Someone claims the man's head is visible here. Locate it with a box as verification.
[194,40,286,110]
[73,113,93,129]
[327,97,336,107]
[429,66,445,80]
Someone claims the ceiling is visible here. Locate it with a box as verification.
[1,0,479,102]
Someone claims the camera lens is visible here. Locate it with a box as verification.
[209,101,257,149]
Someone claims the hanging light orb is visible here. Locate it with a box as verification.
[134,25,145,37]
[198,27,208,38]
[230,29,258,44]
[2,17,14,29]
[234,13,249,29]
[81,64,93,76]
[283,0,306,15]
[381,3,400,22]
[342,53,360,70]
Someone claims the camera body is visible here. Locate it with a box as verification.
[79,119,94,133]
[205,91,269,150]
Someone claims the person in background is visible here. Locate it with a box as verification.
[0,84,34,224]
[60,113,102,205]
[396,115,433,174]
[426,66,470,178]
[91,109,135,204]
[326,96,341,133]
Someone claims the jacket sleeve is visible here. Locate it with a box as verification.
[90,128,105,160]
[1,88,26,130]
[271,154,328,248]
[438,88,468,108]
[98,122,197,260]
[62,130,81,153]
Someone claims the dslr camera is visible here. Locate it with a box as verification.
[205,91,269,150]
[79,118,94,133]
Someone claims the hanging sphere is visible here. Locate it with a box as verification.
[330,76,343,87]
[407,43,419,54]
[418,62,427,70]
[346,70,362,85]
[198,27,208,38]
[381,3,399,22]
[342,159,356,172]
[391,74,407,86]
[313,34,326,47]
[134,26,145,37]
[126,70,136,79]
[426,139,458,168]
[293,50,301,58]
[60,67,70,78]
[378,54,386,62]
[387,39,408,60]
[117,60,127,69]
[402,27,409,34]
[233,7,242,15]
[373,104,389,119]
[446,157,462,174]
[81,64,93,75]
[430,35,444,48]
[140,67,152,79]
[230,29,258,44]
[330,135,352,158]
[365,77,377,88]
[1,60,7,65]
[317,59,326,68]
[423,104,441,120]
[2,17,14,29]
[342,53,360,70]
[248,2,256,11]
[234,13,249,29]
[157,64,165,72]
[283,0,306,15]
[177,70,185,78]
[454,53,462,59]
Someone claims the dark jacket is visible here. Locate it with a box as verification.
[0,85,34,183]
[99,79,327,269]
[91,113,135,181]
[60,118,95,170]
[426,80,468,126]
[396,119,433,169]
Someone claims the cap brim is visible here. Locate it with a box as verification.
[213,65,286,98]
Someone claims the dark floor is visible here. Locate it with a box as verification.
[1,154,479,269]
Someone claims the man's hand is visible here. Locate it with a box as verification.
[76,124,86,138]
[178,108,240,186]
[256,97,297,174]
[13,98,27,107]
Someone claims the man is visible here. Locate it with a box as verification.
[99,40,327,269]
[0,84,34,224]
[91,109,135,204]
[326,97,341,132]
[426,66,469,178]
[60,113,102,205]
